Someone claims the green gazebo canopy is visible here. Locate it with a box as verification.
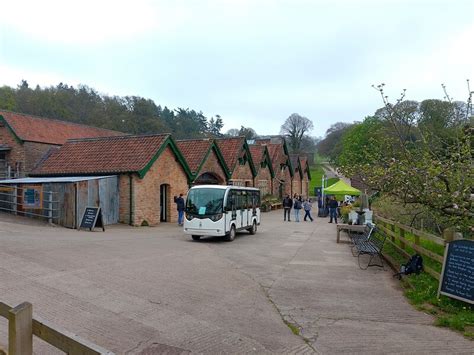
[324,180,361,196]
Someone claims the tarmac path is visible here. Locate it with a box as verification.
[0,211,471,354]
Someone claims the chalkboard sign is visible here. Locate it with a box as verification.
[438,239,473,304]
[79,207,105,231]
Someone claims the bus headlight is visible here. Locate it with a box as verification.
[210,213,223,222]
[186,213,194,221]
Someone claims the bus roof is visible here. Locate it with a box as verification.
[189,185,259,191]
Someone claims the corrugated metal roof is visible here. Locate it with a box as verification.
[0,176,117,184]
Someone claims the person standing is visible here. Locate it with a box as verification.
[328,196,338,223]
[303,198,314,222]
[282,194,293,221]
[293,194,302,222]
[174,193,185,226]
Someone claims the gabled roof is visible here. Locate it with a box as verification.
[176,138,230,180]
[249,144,275,178]
[289,154,303,178]
[0,110,123,145]
[299,156,311,180]
[256,139,293,177]
[215,137,257,177]
[31,134,192,179]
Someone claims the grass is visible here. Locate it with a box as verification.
[381,233,474,339]
[284,320,300,335]
[308,164,339,195]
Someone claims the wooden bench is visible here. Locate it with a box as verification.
[336,224,367,243]
[353,229,387,270]
[270,202,283,210]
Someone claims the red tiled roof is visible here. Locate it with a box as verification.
[31,134,169,176]
[176,139,213,174]
[215,137,245,172]
[263,143,285,172]
[0,110,123,145]
[249,145,265,171]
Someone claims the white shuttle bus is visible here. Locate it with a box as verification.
[184,185,261,242]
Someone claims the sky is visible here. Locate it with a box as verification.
[1,0,473,138]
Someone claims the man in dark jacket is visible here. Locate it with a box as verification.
[174,193,185,226]
[282,194,293,221]
[328,196,338,223]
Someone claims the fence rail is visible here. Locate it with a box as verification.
[374,214,448,280]
[0,301,113,355]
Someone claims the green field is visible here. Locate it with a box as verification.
[309,164,339,195]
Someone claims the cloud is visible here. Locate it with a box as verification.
[0,0,189,45]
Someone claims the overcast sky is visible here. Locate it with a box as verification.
[1,0,473,137]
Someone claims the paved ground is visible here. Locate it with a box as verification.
[0,211,472,354]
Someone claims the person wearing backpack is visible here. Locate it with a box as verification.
[293,194,302,222]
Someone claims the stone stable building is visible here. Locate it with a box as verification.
[299,156,311,197]
[216,137,256,187]
[176,138,229,185]
[0,110,122,178]
[31,134,192,226]
[289,154,303,196]
[248,144,274,196]
[255,138,293,198]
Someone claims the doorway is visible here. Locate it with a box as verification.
[160,184,169,222]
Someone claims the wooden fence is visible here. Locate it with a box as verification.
[0,302,113,355]
[374,215,449,280]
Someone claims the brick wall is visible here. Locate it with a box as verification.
[229,159,253,186]
[196,149,227,184]
[119,174,132,224]
[302,176,309,198]
[254,165,272,196]
[24,141,59,175]
[0,125,25,177]
[125,146,189,226]
[292,171,302,196]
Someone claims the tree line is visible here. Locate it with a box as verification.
[0,81,224,139]
[0,81,317,153]
[316,84,473,233]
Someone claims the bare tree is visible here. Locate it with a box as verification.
[280,113,314,152]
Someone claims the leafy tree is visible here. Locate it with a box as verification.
[338,83,473,232]
[225,128,240,137]
[280,113,314,152]
[238,126,257,140]
[316,122,353,161]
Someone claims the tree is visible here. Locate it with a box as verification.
[316,122,353,161]
[238,126,257,140]
[280,113,314,152]
[207,115,224,137]
[225,128,240,137]
[338,83,473,232]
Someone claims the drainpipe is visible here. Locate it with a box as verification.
[129,174,134,226]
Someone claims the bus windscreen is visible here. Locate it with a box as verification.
[186,188,225,215]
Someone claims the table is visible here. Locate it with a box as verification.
[336,224,366,243]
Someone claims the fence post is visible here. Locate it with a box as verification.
[390,223,396,244]
[13,185,18,215]
[8,302,33,355]
[399,228,406,250]
[47,190,53,224]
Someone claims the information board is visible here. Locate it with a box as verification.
[79,207,105,231]
[438,239,473,304]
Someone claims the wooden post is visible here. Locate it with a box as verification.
[47,190,53,224]
[8,302,33,355]
[399,228,406,250]
[390,223,396,244]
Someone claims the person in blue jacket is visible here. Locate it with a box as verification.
[174,193,185,226]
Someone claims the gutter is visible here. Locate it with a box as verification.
[129,174,134,226]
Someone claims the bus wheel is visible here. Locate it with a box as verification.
[192,235,201,241]
[225,225,236,242]
[248,220,257,235]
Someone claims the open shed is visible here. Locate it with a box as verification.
[0,175,119,228]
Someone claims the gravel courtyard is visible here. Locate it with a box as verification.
[0,211,471,354]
